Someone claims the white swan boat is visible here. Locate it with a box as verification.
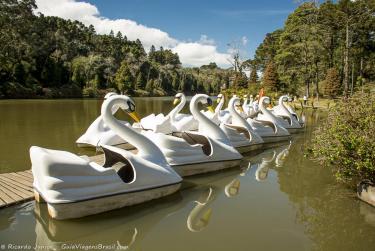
[242,94,258,118]
[144,94,243,177]
[220,96,264,154]
[246,97,291,143]
[272,96,305,131]
[136,93,198,133]
[30,95,182,220]
[135,93,198,133]
[76,92,137,148]
[257,96,303,134]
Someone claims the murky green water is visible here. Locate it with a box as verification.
[1,98,375,251]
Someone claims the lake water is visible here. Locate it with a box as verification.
[0,98,375,251]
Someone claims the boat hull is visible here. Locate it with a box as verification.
[38,183,181,220]
[236,143,263,154]
[172,159,242,177]
[286,127,305,134]
[261,135,291,144]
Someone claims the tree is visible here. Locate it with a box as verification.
[324,68,341,98]
[248,64,258,86]
[115,61,134,94]
[135,72,143,90]
[263,61,280,92]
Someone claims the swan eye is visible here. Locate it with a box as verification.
[126,100,136,112]
[207,98,213,106]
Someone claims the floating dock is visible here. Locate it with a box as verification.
[0,154,109,208]
[0,170,34,208]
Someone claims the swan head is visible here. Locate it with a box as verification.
[104,92,119,114]
[173,93,184,105]
[102,95,141,123]
[216,93,224,104]
[104,92,118,100]
[243,94,248,99]
[260,96,270,106]
[229,96,244,113]
[279,95,288,104]
[192,94,214,113]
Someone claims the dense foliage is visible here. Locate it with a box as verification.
[0,0,230,98]
[310,89,375,185]
[254,0,375,97]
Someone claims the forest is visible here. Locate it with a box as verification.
[0,0,374,98]
[252,0,375,98]
[0,0,230,98]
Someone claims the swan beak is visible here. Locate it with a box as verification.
[128,112,141,122]
[173,98,179,106]
[207,106,215,113]
[237,105,244,113]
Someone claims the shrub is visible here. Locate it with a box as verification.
[3,82,37,98]
[82,87,98,98]
[310,91,375,186]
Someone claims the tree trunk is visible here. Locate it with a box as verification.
[315,70,319,101]
[343,20,350,97]
[351,61,354,95]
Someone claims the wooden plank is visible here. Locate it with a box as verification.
[0,183,23,202]
[4,172,33,183]
[0,186,14,205]
[0,198,6,207]
[2,180,33,197]
[0,175,33,192]
[16,171,33,180]
[0,173,33,187]
[0,170,35,208]
[0,181,32,200]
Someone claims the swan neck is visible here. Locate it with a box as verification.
[215,97,224,114]
[102,99,163,158]
[279,97,292,115]
[190,96,227,140]
[169,95,186,120]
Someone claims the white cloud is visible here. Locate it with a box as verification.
[35,0,231,67]
[241,36,248,46]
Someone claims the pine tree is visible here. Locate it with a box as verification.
[248,65,258,87]
[324,68,341,98]
[114,61,134,94]
[135,72,143,90]
[263,61,279,92]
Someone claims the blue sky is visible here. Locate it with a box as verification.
[86,0,295,58]
[36,0,298,67]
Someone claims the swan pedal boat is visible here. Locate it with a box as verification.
[259,95,304,134]
[218,96,264,154]
[143,94,243,177]
[30,95,182,220]
[134,93,199,133]
[244,96,291,143]
[76,92,137,149]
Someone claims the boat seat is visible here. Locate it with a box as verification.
[278,115,292,125]
[101,147,135,183]
[180,132,212,156]
[255,120,277,133]
[224,124,250,140]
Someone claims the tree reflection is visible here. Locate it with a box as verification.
[277,125,375,250]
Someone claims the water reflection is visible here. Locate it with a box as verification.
[224,179,241,198]
[3,109,375,250]
[187,188,214,232]
[33,193,185,250]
